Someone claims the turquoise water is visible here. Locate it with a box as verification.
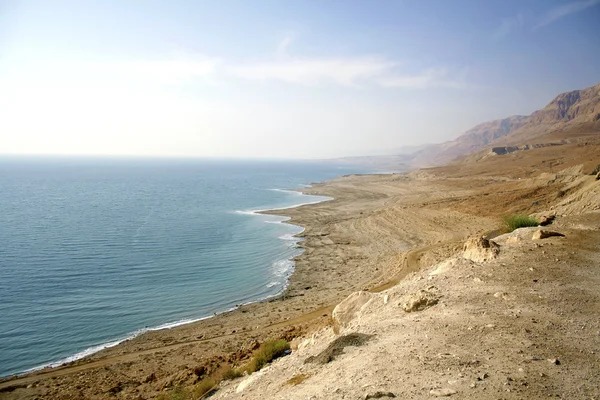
[0,157,370,377]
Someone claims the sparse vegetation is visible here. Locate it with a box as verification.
[156,386,192,400]
[171,339,291,399]
[219,339,291,381]
[192,378,217,399]
[244,339,290,374]
[502,214,539,232]
[221,366,244,380]
[286,373,309,386]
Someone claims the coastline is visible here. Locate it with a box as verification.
[10,189,336,379]
[0,171,496,398]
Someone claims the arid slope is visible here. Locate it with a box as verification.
[412,82,600,167]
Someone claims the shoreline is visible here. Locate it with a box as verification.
[2,171,476,398]
[2,187,338,380]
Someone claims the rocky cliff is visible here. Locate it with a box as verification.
[411,82,600,167]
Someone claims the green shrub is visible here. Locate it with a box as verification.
[502,214,539,232]
[244,339,290,374]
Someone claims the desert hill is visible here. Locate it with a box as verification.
[411,82,600,167]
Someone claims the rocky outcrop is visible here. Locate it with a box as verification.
[489,141,569,157]
[528,83,600,125]
[331,291,376,328]
[538,213,556,226]
[462,237,499,262]
[400,288,439,312]
[532,229,565,240]
[490,146,520,155]
[493,227,540,245]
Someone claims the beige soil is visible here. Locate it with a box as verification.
[1,143,599,399]
[213,213,600,399]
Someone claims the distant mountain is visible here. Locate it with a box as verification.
[410,115,528,167]
[411,82,600,167]
[322,154,411,172]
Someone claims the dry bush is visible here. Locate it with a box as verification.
[244,339,290,374]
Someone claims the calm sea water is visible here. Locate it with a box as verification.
[0,157,371,377]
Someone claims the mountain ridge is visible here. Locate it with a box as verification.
[410,82,600,167]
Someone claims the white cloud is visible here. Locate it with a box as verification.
[227,57,463,89]
[277,36,294,55]
[13,56,223,86]
[74,57,222,85]
[535,0,600,29]
[111,58,221,84]
[228,56,396,87]
[493,13,525,40]
[378,68,464,89]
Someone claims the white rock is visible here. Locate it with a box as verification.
[236,373,260,393]
[462,237,499,262]
[429,258,459,276]
[332,291,376,327]
[430,387,458,396]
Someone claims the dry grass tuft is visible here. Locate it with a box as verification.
[193,378,218,399]
[244,339,290,373]
[220,366,244,381]
[286,373,309,386]
[156,386,192,400]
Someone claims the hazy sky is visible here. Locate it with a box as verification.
[1,0,599,158]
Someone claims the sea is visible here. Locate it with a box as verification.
[0,157,373,378]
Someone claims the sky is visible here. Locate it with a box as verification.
[1,0,599,159]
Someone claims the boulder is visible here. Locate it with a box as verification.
[493,227,539,245]
[532,229,565,240]
[401,288,439,312]
[332,291,376,327]
[462,237,499,262]
[538,214,556,226]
